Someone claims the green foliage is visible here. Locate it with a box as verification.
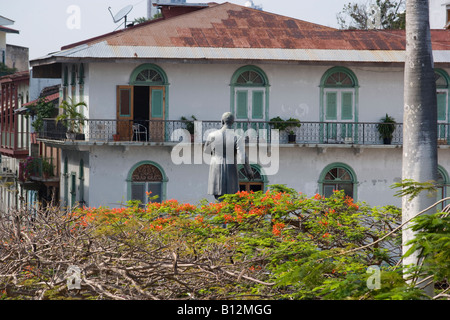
[133,12,161,24]
[55,97,87,133]
[337,0,405,30]
[181,115,197,134]
[376,113,396,140]
[405,213,450,281]
[26,96,58,132]
[269,117,301,134]
[0,63,17,76]
[391,179,437,201]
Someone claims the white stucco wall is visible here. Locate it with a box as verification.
[60,140,450,210]
[85,62,417,124]
[429,0,449,29]
[57,60,450,209]
[86,145,211,207]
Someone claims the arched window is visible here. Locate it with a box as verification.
[436,69,449,142]
[320,67,359,142]
[319,163,357,199]
[437,166,449,210]
[231,66,269,125]
[128,162,167,204]
[238,165,266,192]
[129,64,168,86]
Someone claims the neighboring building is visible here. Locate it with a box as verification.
[429,0,450,29]
[147,0,187,19]
[30,2,450,209]
[0,70,29,213]
[0,15,19,69]
[17,84,61,209]
[0,15,58,214]
[0,15,29,214]
[5,44,29,72]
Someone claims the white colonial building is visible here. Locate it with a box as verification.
[30,2,450,209]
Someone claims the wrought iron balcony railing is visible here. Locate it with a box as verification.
[38,119,449,146]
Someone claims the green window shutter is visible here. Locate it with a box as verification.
[148,183,162,203]
[151,89,164,119]
[131,183,146,203]
[325,92,337,120]
[252,91,264,119]
[236,91,248,119]
[437,92,447,121]
[341,92,353,120]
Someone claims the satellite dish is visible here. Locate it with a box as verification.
[108,5,133,28]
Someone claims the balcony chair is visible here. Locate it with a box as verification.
[132,123,148,142]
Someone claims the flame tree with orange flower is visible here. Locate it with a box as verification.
[0,184,448,300]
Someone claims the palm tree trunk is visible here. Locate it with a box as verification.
[402,0,437,296]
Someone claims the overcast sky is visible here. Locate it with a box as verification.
[1,0,353,60]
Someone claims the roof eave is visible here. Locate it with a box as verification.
[30,42,450,70]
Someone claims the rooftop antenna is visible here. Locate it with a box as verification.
[108,5,133,29]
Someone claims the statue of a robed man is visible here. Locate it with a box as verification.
[204,112,254,200]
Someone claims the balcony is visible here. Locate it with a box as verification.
[38,119,449,147]
[19,156,59,186]
[0,128,29,158]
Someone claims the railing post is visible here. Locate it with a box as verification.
[362,122,365,145]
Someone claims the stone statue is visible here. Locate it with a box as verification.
[204,112,254,200]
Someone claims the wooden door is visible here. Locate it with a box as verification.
[116,86,134,141]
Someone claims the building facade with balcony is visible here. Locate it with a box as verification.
[0,70,30,213]
[30,2,450,209]
[17,84,61,209]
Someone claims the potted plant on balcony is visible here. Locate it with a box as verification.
[286,117,301,143]
[42,159,54,179]
[181,115,197,142]
[270,116,301,143]
[56,98,87,140]
[376,113,396,144]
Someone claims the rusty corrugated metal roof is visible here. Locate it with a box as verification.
[22,93,59,107]
[32,2,450,65]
